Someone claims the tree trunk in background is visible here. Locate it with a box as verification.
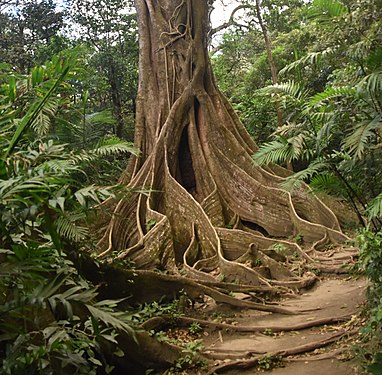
[99,0,348,287]
[254,0,284,130]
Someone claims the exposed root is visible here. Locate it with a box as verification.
[141,314,354,333]
[208,329,358,374]
[286,348,346,362]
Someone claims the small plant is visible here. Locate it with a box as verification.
[257,354,283,371]
[262,328,274,336]
[189,322,203,335]
[168,341,206,373]
[254,258,262,266]
[145,219,157,232]
[270,243,288,254]
[294,233,304,245]
[150,330,172,343]
[211,311,224,322]
[310,267,321,276]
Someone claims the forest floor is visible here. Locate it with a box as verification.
[166,268,368,374]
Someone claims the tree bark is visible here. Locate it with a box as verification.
[98,0,349,289]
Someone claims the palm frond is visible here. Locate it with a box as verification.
[309,86,356,107]
[85,109,116,126]
[358,72,382,96]
[343,115,381,159]
[279,48,334,75]
[252,138,292,166]
[281,159,327,191]
[86,303,136,337]
[74,185,116,206]
[367,192,382,219]
[30,97,59,137]
[55,214,88,243]
[4,63,72,158]
[92,137,138,156]
[307,0,347,22]
[309,172,346,197]
[0,176,51,203]
[261,81,310,101]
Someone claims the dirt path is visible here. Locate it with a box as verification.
[196,276,367,374]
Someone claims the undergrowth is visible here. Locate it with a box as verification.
[355,228,382,374]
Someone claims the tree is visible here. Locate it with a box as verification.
[98,0,348,290]
[71,0,139,139]
[0,0,66,72]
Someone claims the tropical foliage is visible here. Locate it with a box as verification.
[1,0,382,372]
[0,51,136,374]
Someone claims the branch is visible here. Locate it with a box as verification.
[210,4,256,35]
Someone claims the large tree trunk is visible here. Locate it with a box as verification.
[98,0,349,288]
